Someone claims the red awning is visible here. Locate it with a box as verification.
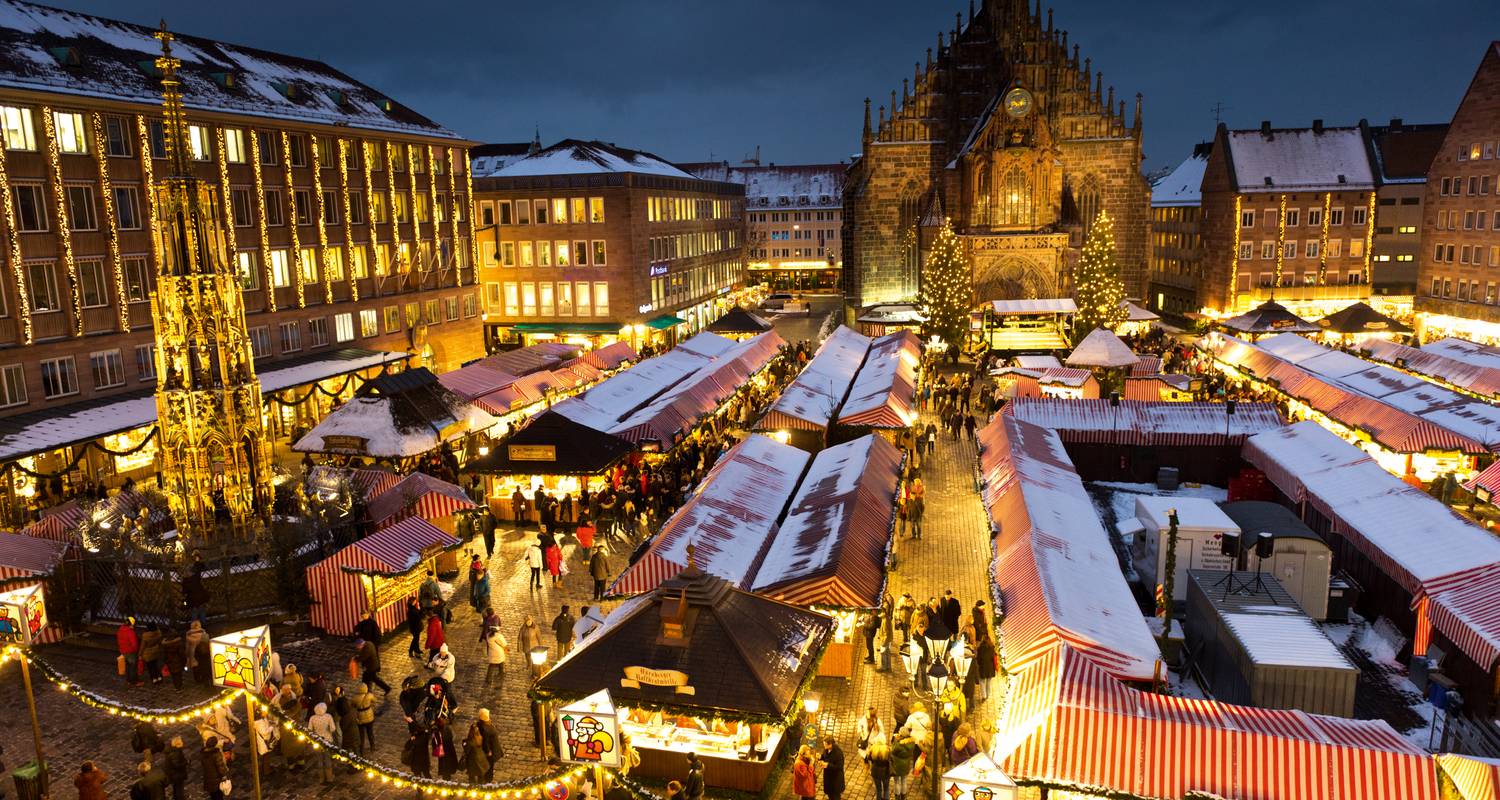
[366,472,478,527]
[341,516,460,575]
[0,531,70,579]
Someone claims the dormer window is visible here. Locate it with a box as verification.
[47,47,80,67]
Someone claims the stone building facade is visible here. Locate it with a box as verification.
[843,0,1150,312]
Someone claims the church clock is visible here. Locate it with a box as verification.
[1003,87,1033,118]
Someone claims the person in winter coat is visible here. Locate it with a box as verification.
[940,591,962,640]
[544,542,563,587]
[332,685,360,755]
[855,706,885,761]
[868,741,893,800]
[519,615,542,674]
[353,611,380,646]
[160,628,186,690]
[819,739,846,800]
[899,701,932,752]
[475,709,502,782]
[522,539,544,590]
[792,746,818,800]
[683,753,705,800]
[429,643,456,683]
[182,563,210,624]
[889,734,916,800]
[484,623,508,688]
[117,618,140,685]
[352,682,376,753]
[551,606,576,656]
[281,663,303,698]
[74,760,107,800]
[948,723,979,767]
[137,624,164,685]
[406,598,425,658]
[276,686,307,768]
[435,723,459,780]
[250,709,276,777]
[130,720,165,763]
[588,547,610,600]
[470,565,491,613]
[307,702,338,784]
[354,637,388,693]
[425,612,446,658]
[162,737,189,800]
[190,635,212,687]
[183,619,207,669]
[199,738,227,800]
[463,722,490,785]
[197,703,239,748]
[402,724,433,779]
[133,759,167,800]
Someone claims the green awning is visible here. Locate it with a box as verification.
[510,322,622,334]
[646,314,687,330]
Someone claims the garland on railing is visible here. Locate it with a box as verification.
[3,427,160,480]
[0,645,237,724]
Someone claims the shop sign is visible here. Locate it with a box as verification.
[649,264,669,277]
[321,434,369,454]
[508,444,557,462]
[209,625,274,698]
[621,666,694,694]
[0,583,47,647]
[556,689,621,767]
[369,566,430,612]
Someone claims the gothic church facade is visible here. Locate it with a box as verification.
[843,0,1150,310]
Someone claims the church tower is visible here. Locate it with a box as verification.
[149,22,272,537]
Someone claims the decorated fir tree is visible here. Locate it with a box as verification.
[918,217,972,356]
[1072,208,1128,343]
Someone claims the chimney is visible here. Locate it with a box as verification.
[1260,120,1272,136]
[1389,117,1403,131]
[1312,119,1324,134]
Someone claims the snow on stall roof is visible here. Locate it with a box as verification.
[493,139,694,179]
[1066,328,1139,368]
[1365,339,1500,397]
[1221,611,1356,670]
[759,326,870,429]
[1242,421,1375,499]
[1225,127,1375,191]
[990,298,1077,315]
[0,0,457,138]
[552,341,719,431]
[1422,337,1500,371]
[1013,355,1062,369]
[1002,398,1284,445]
[1134,495,1238,533]
[1150,149,1208,207]
[836,331,919,427]
[609,331,784,445]
[259,350,408,394]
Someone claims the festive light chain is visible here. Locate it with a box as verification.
[89,112,129,333]
[337,138,359,302]
[1272,193,1287,287]
[1227,194,1243,312]
[426,145,440,282]
[40,106,82,337]
[136,115,163,284]
[407,143,423,282]
[462,146,479,283]
[309,135,334,305]
[280,130,305,308]
[446,146,461,286]
[385,141,403,278]
[0,135,33,344]
[214,127,239,283]
[247,128,277,312]
[1363,191,1376,284]
[361,141,381,281]
[1317,191,1332,284]
[0,645,237,724]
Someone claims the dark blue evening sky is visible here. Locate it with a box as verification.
[56,0,1500,172]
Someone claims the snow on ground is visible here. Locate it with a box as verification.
[1087,481,1229,584]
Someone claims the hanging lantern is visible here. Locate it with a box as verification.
[0,583,47,647]
[209,624,272,697]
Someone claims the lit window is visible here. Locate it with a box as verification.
[360,308,378,337]
[52,111,87,154]
[123,257,151,301]
[383,305,400,333]
[521,282,536,316]
[592,240,607,265]
[589,196,605,223]
[299,246,318,282]
[335,312,354,342]
[0,363,25,407]
[555,241,570,266]
[552,198,567,224]
[187,125,212,161]
[539,282,554,316]
[269,249,291,288]
[538,241,552,266]
[236,251,260,291]
[570,197,586,224]
[573,240,588,266]
[501,242,515,267]
[77,259,108,307]
[1,105,36,150]
[224,128,246,163]
[519,242,533,267]
[575,281,591,317]
[503,283,519,316]
[350,246,368,279]
[593,281,609,316]
[326,248,344,281]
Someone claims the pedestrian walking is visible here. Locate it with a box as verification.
[941,591,962,638]
[352,682,376,752]
[333,685,360,755]
[475,708,502,781]
[907,495,925,540]
[820,739,846,800]
[355,637,389,693]
[161,628,185,690]
[161,737,188,800]
[522,538,544,590]
[949,723,979,766]
[199,738,228,800]
[74,761,107,800]
[589,546,610,600]
[856,706,885,762]
[463,721,490,785]
[484,622,508,689]
[132,759,167,800]
[426,611,446,659]
[519,615,542,669]
[545,540,564,587]
[890,735,916,800]
[308,703,338,783]
[429,643,456,683]
[353,610,380,645]
[868,742,892,800]
[684,753,705,800]
[862,610,882,664]
[552,606,576,656]
[250,707,276,778]
[406,598,424,658]
[469,563,492,613]
[117,617,140,686]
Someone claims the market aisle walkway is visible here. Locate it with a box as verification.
[766,374,999,800]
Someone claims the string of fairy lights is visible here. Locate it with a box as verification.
[361,141,381,280]
[446,146,462,286]
[247,127,278,312]
[214,127,240,285]
[280,129,306,307]
[461,145,479,283]
[0,645,596,799]
[426,144,441,284]
[309,134,334,305]
[385,141,403,277]
[407,143,423,280]
[337,138,360,302]
[0,130,34,344]
[135,115,163,289]
[89,111,130,334]
[40,106,83,338]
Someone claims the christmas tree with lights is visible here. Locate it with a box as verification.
[1072,208,1128,343]
[918,217,972,355]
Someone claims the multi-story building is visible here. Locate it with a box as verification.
[472,139,745,351]
[1415,43,1500,341]
[843,0,1151,312]
[1368,120,1447,299]
[1147,143,1209,321]
[682,162,846,292]
[1197,121,1378,317]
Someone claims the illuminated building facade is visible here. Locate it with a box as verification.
[1415,43,1500,342]
[473,139,745,351]
[1367,121,1446,298]
[843,0,1150,310]
[682,162,846,292]
[1147,143,1209,322]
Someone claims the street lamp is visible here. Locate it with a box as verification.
[901,625,970,800]
[530,646,551,760]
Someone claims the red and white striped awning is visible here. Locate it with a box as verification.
[836,330,919,429]
[437,363,517,400]
[0,531,70,579]
[20,501,87,543]
[341,516,460,575]
[1130,355,1162,376]
[1466,460,1500,497]
[998,645,1439,800]
[1436,754,1500,800]
[576,341,638,371]
[366,472,478,527]
[1415,562,1500,669]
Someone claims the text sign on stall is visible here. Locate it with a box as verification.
[556,689,621,767]
[0,583,47,647]
[621,666,695,694]
[509,445,557,462]
[368,566,430,612]
[320,435,369,454]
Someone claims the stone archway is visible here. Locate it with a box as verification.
[973,255,1046,301]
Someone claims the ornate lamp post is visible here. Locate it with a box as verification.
[901,629,973,800]
[530,645,550,759]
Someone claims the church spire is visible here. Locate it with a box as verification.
[1133,93,1143,138]
[529,124,542,155]
[153,21,191,179]
[863,97,872,146]
[1095,71,1103,104]
[927,47,933,72]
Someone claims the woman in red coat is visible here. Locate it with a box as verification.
[792,745,817,800]
[425,612,446,659]
[545,543,563,587]
[74,761,107,800]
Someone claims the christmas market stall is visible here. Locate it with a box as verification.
[1122,373,1197,402]
[833,330,920,442]
[1216,298,1321,339]
[1363,337,1500,401]
[1065,327,1139,369]
[535,565,835,792]
[978,415,1160,684]
[975,299,1075,352]
[1243,422,1500,715]
[439,341,638,429]
[989,367,1100,400]
[1117,300,1159,338]
[0,532,70,643]
[755,326,871,451]
[1315,301,1412,344]
[293,368,497,463]
[855,303,925,337]
[704,306,774,339]
[364,472,478,534]
[305,516,461,636]
[1434,754,1500,800]
[993,644,1438,800]
[465,412,634,522]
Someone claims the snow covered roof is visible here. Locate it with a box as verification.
[680,162,846,208]
[1222,610,1357,670]
[758,326,870,431]
[1013,354,1062,369]
[0,0,459,139]
[978,415,1161,682]
[1150,146,1209,207]
[836,330,920,428]
[1224,127,1376,192]
[1134,495,1238,533]
[751,435,902,608]
[1123,300,1159,321]
[1002,398,1284,447]
[1422,337,1500,371]
[1065,328,1138,368]
[1364,338,1500,398]
[293,368,496,458]
[469,142,534,178]
[609,331,784,447]
[990,298,1077,315]
[551,332,729,432]
[491,139,693,179]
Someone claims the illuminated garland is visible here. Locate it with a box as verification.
[1272,193,1287,287]
[1317,192,1332,284]
[446,147,460,285]
[337,138,358,302]
[134,116,163,278]
[0,135,33,344]
[0,645,237,724]
[40,106,82,337]
[462,146,479,282]
[407,143,422,282]
[1227,195,1242,313]
[89,112,129,333]
[361,141,380,280]
[385,141,402,280]
[1363,191,1376,284]
[427,145,442,282]
[247,128,276,311]
[280,130,305,307]
[309,135,333,304]
[0,426,159,480]
[213,127,239,285]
